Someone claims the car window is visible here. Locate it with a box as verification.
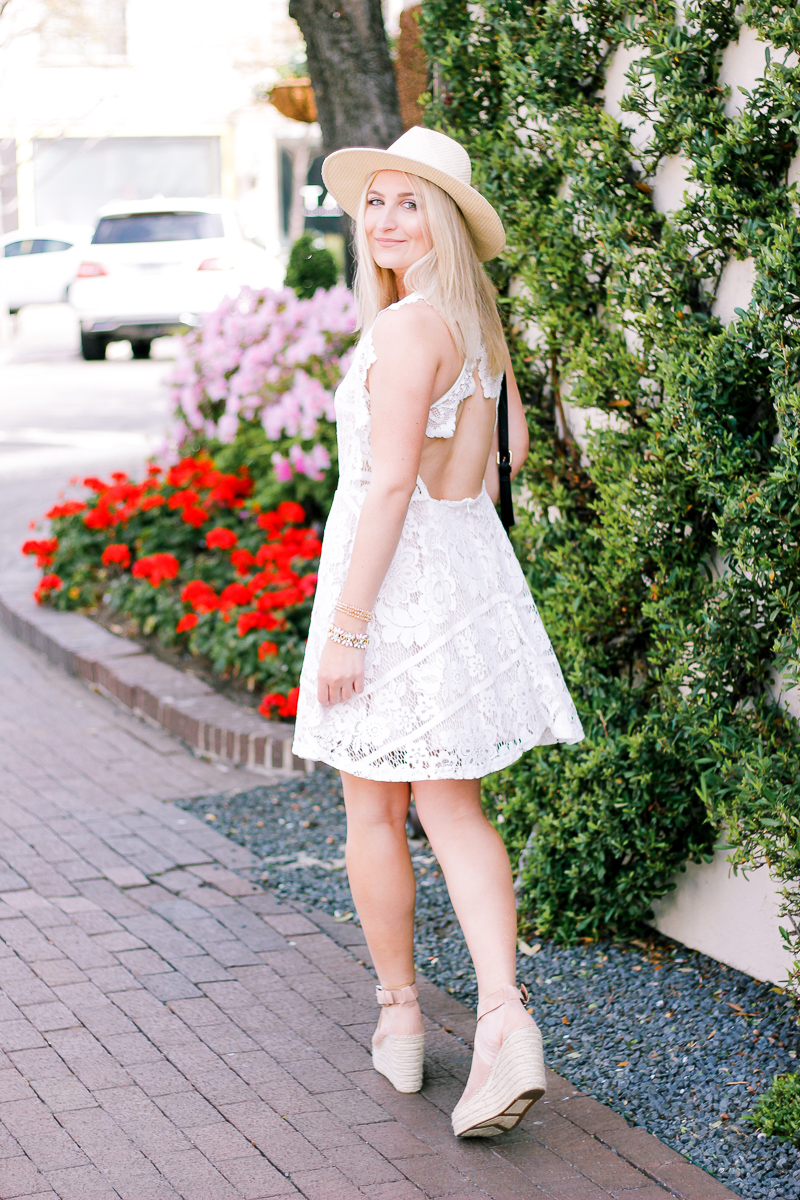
[92,213,225,244]
[4,240,33,257]
[33,239,72,253]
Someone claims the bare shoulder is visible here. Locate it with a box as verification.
[371,298,453,362]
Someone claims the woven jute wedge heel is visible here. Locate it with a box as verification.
[371,982,425,1094]
[452,983,546,1137]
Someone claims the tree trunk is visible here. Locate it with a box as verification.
[288,0,403,154]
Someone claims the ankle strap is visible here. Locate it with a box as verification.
[477,982,529,1020]
[376,982,419,1007]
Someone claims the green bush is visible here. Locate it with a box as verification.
[420,0,800,957]
[751,1073,800,1142]
[284,233,339,299]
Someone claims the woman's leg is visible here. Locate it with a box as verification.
[340,771,423,1037]
[411,778,518,996]
[412,777,536,1115]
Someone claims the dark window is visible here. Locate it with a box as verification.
[4,240,33,257]
[32,239,72,254]
[92,212,224,244]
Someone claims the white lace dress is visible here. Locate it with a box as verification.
[292,294,584,780]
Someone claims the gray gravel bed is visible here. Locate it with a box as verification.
[176,768,800,1199]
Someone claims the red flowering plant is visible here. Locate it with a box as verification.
[22,456,320,719]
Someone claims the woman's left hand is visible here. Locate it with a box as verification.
[317,639,366,706]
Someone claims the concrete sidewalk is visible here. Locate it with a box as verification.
[0,624,737,1200]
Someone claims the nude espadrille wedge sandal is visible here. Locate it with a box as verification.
[452,983,545,1137]
[371,982,425,1094]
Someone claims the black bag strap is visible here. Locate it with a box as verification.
[497,374,515,534]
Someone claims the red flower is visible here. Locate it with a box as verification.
[140,495,166,511]
[236,611,280,637]
[166,457,203,488]
[22,538,58,567]
[247,570,274,595]
[180,579,219,612]
[258,692,285,718]
[207,472,253,507]
[277,501,306,525]
[230,548,256,575]
[258,686,299,719]
[46,500,86,520]
[101,543,131,569]
[34,573,62,604]
[256,511,282,536]
[110,471,129,483]
[219,583,252,610]
[147,464,162,476]
[176,613,199,633]
[181,505,208,528]
[83,506,114,530]
[206,526,238,550]
[132,553,180,587]
[168,488,199,510]
[257,640,278,659]
[83,476,108,492]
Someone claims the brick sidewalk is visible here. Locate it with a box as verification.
[0,625,737,1200]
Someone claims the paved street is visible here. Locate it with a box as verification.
[0,304,735,1199]
[0,305,176,580]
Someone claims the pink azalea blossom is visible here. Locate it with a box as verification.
[167,284,355,483]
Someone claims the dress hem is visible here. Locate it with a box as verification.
[291,722,583,782]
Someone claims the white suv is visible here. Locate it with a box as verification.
[70,198,282,360]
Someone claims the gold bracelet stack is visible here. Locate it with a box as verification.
[328,623,369,650]
[335,601,374,623]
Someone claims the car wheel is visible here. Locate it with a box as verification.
[80,331,107,361]
[131,339,152,360]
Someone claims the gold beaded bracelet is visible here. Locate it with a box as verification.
[328,623,369,650]
[335,601,374,624]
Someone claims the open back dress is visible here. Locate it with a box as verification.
[292,293,584,780]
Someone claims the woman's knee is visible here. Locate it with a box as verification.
[341,774,410,831]
[411,778,483,838]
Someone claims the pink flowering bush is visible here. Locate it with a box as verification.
[168,285,357,520]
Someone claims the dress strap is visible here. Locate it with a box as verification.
[478,345,503,400]
[387,291,425,310]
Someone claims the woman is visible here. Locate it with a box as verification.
[293,127,584,1138]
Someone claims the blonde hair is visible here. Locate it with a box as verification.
[353,171,506,377]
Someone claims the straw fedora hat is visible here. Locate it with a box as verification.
[321,127,506,262]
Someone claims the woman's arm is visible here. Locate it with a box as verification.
[317,304,446,706]
[484,346,529,503]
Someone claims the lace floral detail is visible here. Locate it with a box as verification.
[293,296,585,780]
[425,363,476,438]
[478,348,503,401]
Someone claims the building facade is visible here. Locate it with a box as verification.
[0,0,316,254]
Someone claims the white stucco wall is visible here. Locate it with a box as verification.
[650,846,792,986]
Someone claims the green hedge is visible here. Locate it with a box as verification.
[420,1,800,967]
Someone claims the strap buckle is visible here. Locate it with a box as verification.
[496,450,513,467]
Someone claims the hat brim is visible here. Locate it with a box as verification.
[322,146,506,262]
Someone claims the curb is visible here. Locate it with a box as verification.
[0,573,310,775]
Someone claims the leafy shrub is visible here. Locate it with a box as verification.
[168,284,357,521]
[421,0,800,954]
[22,456,321,717]
[285,232,339,300]
[751,1073,800,1143]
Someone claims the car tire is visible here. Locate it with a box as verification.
[131,339,152,360]
[80,331,107,361]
